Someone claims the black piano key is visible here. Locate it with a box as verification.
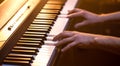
[17,43,41,47]
[29,25,51,30]
[11,49,37,55]
[22,34,46,38]
[5,57,32,63]
[20,37,43,41]
[28,24,51,30]
[13,46,39,52]
[27,28,49,32]
[47,0,66,5]
[40,9,60,14]
[18,40,42,43]
[29,26,50,30]
[33,19,54,23]
[25,31,47,35]
[36,13,57,20]
[21,35,46,41]
[4,60,30,65]
[7,53,34,60]
[29,24,51,29]
[30,24,51,27]
[43,4,62,10]
[33,19,54,22]
[32,21,53,25]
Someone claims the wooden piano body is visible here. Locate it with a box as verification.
[0,0,54,66]
[0,0,78,66]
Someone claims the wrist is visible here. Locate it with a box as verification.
[99,13,115,22]
[99,14,108,22]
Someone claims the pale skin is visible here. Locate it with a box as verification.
[53,8,120,55]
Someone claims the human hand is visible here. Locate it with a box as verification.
[53,31,96,52]
[67,8,103,28]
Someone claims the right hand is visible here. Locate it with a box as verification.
[67,8,103,28]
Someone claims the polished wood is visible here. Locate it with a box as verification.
[0,0,28,29]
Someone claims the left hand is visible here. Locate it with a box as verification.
[53,31,96,52]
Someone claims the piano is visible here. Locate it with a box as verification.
[0,0,78,66]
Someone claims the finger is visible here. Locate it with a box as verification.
[53,31,74,41]
[55,36,74,47]
[67,13,80,18]
[68,8,81,14]
[67,10,84,18]
[61,41,76,52]
[68,9,77,14]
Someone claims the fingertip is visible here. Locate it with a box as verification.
[67,9,76,14]
[66,15,71,18]
[52,37,56,41]
[53,34,61,41]
[68,10,72,12]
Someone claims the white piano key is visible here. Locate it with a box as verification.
[58,15,68,18]
[46,36,54,40]
[60,0,78,15]
[46,34,56,40]
[44,40,58,45]
[32,45,55,66]
[49,17,69,36]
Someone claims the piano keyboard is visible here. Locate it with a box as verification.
[2,0,78,66]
